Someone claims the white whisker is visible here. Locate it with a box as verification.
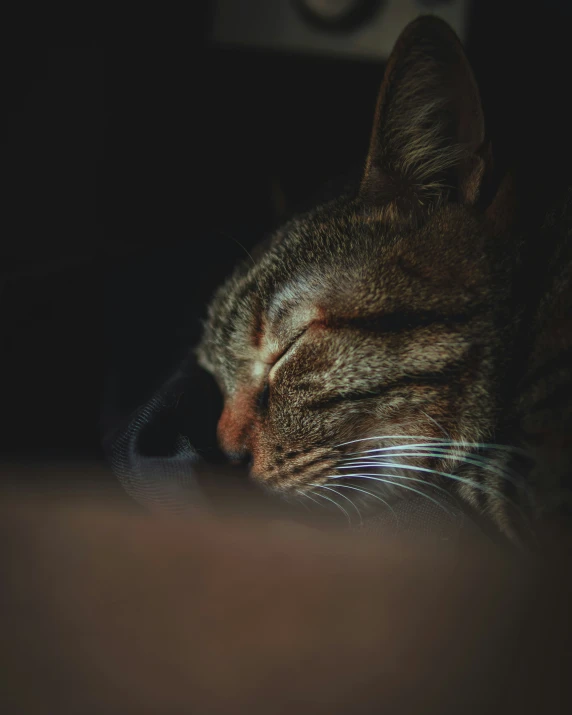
[343,449,525,492]
[294,494,312,512]
[336,435,443,448]
[328,473,451,515]
[338,459,533,528]
[343,460,535,540]
[332,470,455,504]
[310,488,352,525]
[346,441,529,458]
[301,491,326,510]
[326,483,398,526]
[312,484,363,526]
[421,410,451,439]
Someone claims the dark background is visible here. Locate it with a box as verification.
[1,1,571,486]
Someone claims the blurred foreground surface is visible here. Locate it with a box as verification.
[1,474,571,714]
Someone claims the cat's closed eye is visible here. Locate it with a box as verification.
[267,323,316,374]
[257,382,270,412]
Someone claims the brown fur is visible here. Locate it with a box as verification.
[197,17,572,541]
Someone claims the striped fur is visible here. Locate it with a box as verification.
[197,18,572,541]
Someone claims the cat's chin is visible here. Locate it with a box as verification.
[247,446,341,492]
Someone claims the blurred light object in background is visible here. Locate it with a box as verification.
[212,0,469,60]
[293,0,382,31]
[300,0,372,20]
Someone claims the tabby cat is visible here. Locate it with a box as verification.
[197,16,572,542]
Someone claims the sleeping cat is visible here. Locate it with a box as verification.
[196,16,572,543]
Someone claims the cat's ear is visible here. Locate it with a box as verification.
[360,16,490,214]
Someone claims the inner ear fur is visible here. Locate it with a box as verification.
[360,16,491,214]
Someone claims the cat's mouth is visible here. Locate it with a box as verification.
[249,447,342,494]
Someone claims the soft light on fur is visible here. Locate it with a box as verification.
[197,17,572,541]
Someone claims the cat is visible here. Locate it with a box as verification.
[196,16,572,543]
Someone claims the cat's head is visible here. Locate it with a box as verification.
[197,18,517,527]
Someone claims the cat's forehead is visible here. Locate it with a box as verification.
[199,201,488,368]
[224,205,480,312]
[263,203,483,292]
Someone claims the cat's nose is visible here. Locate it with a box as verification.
[224,448,251,468]
[217,414,249,459]
[217,396,255,464]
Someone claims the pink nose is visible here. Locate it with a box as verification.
[217,391,256,461]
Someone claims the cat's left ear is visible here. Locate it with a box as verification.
[360,16,491,213]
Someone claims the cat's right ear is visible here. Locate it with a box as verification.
[360,16,490,217]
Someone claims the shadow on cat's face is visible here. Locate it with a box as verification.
[197,17,519,530]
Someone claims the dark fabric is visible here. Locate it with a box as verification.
[101,242,228,511]
[104,366,203,514]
